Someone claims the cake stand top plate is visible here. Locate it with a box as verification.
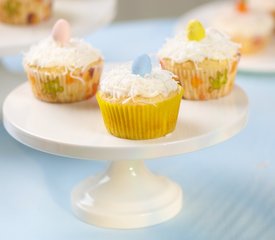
[3,82,248,161]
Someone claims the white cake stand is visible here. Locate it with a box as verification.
[0,0,116,56]
[2,82,248,229]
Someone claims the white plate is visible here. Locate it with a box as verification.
[176,1,275,73]
[0,0,116,56]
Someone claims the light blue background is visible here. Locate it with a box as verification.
[0,19,275,240]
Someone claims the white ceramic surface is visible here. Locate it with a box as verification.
[176,1,275,73]
[0,0,116,56]
[2,82,248,228]
[71,160,182,229]
[3,82,248,161]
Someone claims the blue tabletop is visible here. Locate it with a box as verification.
[1,19,275,240]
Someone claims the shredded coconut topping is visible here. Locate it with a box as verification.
[250,0,275,11]
[213,9,274,38]
[100,65,179,101]
[24,36,102,68]
[158,28,240,63]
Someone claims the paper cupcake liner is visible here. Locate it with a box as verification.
[232,35,270,55]
[0,0,52,24]
[25,60,103,103]
[160,58,239,100]
[96,88,183,140]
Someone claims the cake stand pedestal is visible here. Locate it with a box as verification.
[2,83,248,229]
[72,160,182,228]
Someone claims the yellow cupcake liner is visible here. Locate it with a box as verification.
[96,87,184,140]
[25,59,103,103]
[160,57,240,100]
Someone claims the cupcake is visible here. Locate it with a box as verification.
[212,0,274,54]
[24,19,103,103]
[158,20,241,100]
[250,0,275,19]
[0,0,52,25]
[96,54,183,140]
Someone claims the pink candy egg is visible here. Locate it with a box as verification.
[51,19,71,45]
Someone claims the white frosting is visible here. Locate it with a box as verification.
[213,9,274,38]
[100,65,179,101]
[158,28,240,63]
[15,0,51,3]
[24,36,102,69]
[250,0,275,11]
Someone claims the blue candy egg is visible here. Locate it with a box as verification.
[131,54,152,77]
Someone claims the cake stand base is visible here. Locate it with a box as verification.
[71,160,182,229]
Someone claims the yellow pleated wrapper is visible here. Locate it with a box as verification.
[160,57,240,100]
[96,86,184,140]
[25,59,103,103]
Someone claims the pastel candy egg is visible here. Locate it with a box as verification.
[187,20,206,41]
[236,0,248,13]
[132,54,152,77]
[52,19,71,45]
